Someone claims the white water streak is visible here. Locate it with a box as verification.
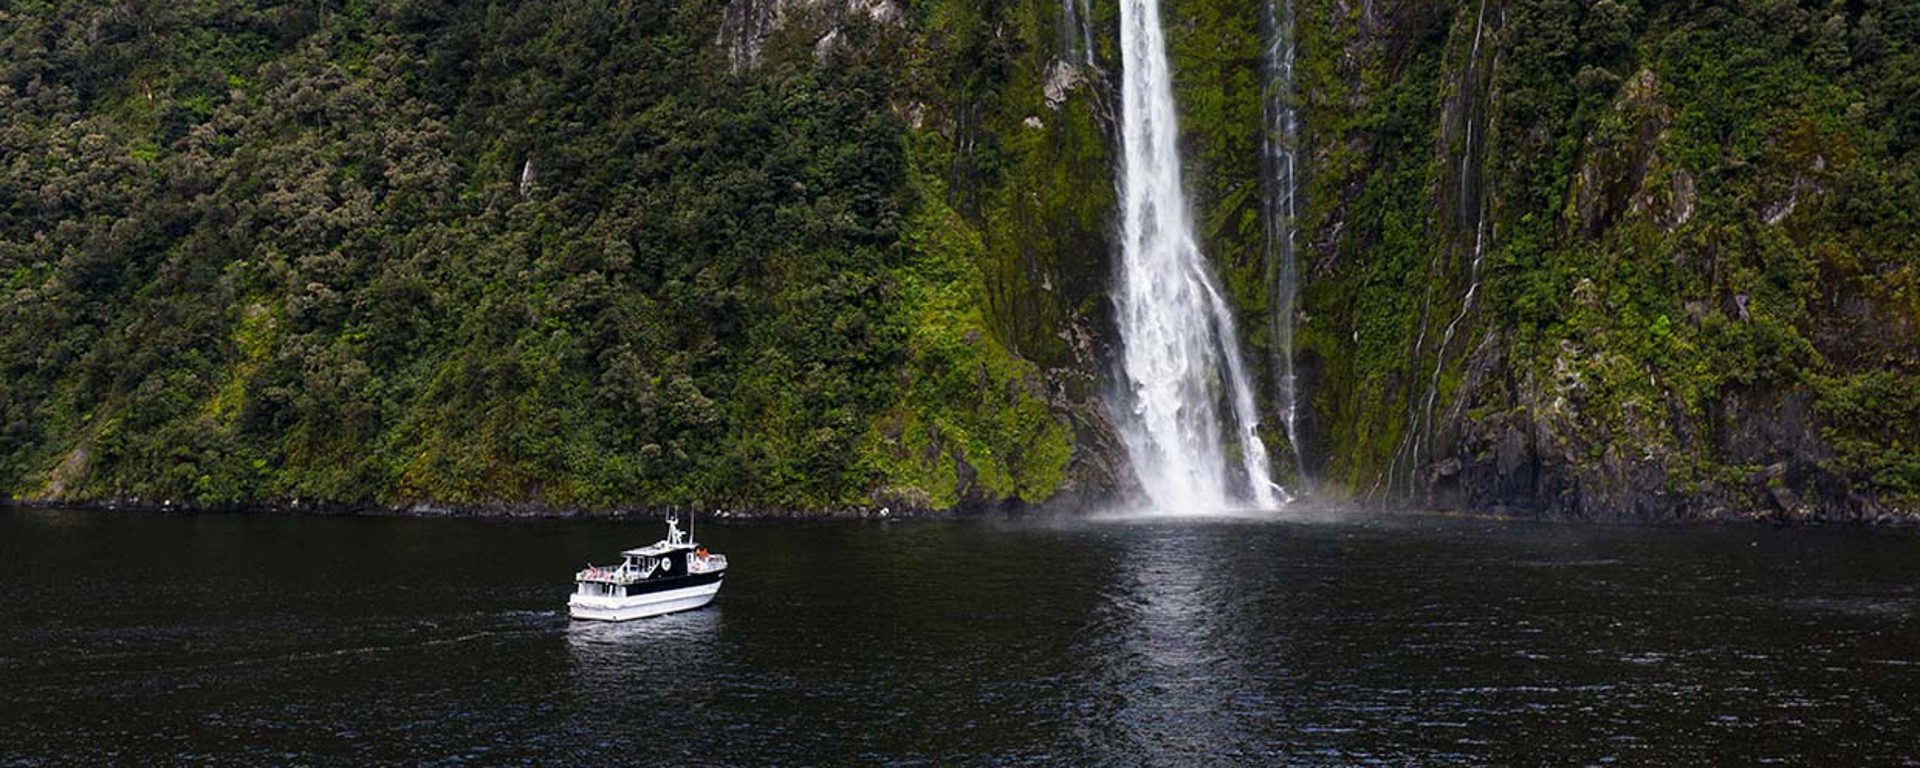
[1114,0,1284,512]
[1263,0,1307,486]
[1073,0,1096,64]
[1410,0,1491,490]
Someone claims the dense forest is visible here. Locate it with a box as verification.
[0,0,1079,511]
[2,0,1916,520]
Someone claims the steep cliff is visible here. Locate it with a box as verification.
[3,0,1916,519]
[916,0,1920,520]
[1280,0,1920,521]
[0,0,1100,512]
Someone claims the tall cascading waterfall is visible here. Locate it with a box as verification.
[1113,0,1286,511]
[1261,0,1308,488]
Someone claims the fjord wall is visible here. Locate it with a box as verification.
[3,0,1916,519]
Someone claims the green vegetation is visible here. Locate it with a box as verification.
[1276,0,1920,513]
[0,0,1074,509]
[3,0,1916,517]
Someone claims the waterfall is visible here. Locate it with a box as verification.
[1063,0,1096,64]
[1262,0,1307,487]
[1406,0,1492,493]
[1113,0,1285,512]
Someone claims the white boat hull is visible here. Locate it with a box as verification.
[568,578,724,621]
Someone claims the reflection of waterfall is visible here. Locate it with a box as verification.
[1403,0,1492,494]
[1102,523,1248,756]
[1262,0,1307,488]
[1113,0,1285,512]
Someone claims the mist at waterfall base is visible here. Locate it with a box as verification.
[1111,0,1285,515]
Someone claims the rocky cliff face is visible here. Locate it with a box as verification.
[3,0,1913,519]
[901,0,1919,520]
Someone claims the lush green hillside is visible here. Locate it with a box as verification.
[1282,0,1920,519]
[3,0,1916,519]
[0,0,1069,510]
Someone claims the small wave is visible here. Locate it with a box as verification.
[1515,558,1624,568]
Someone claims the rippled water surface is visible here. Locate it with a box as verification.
[5,507,1920,764]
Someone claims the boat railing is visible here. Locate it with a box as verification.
[576,562,656,584]
[579,554,721,581]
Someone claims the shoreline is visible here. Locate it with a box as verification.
[6,494,1915,528]
[0,495,1019,524]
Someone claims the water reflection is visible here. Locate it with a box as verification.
[557,610,729,759]
[565,609,723,678]
[1079,517,1284,762]
[10,509,1920,764]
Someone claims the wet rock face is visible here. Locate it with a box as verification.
[1453,392,1679,522]
[1446,351,1890,523]
[716,0,779,71]
[1045,315,1136,510]
[1403,52,1911,523]
[1571,69,1672,239]
[691,0,1916,520]
[1055,399,1136,510]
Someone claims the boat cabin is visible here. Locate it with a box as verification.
[568,513,729,620]
[573,518,725,598]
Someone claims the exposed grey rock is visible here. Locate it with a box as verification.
[717,0,903,72]
[1665,167,1695,229]
[1572,69,1672,238]
[1043,60,1085,110]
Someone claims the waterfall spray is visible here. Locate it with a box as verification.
[1113,0,1285,512]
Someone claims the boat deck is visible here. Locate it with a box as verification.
[575,552,726,584]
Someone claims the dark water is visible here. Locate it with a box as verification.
[4,508,1919,765]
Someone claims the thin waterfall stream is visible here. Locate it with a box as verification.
[1263,0,1308,487]
[1397,0,1492,496]
[1113,0,1285,511]
[1063,0,1095,64]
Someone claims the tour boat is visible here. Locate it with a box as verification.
[569,514,727,621]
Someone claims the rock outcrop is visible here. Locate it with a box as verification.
[717,0,903,72]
